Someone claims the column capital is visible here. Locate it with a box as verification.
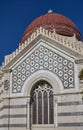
[54,96,57,101]
[27,97,30,103]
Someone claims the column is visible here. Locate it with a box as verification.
[27,98,30,130]
[54,97,58,127]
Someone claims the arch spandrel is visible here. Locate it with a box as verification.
[12,44,75,94]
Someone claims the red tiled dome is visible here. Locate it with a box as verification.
[21,12,82,44]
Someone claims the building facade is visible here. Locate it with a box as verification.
[0,10,83,130]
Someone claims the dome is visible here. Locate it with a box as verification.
[21,11,82,44]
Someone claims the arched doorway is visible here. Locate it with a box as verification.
[30,80,54,130]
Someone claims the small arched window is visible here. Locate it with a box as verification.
[79,69,83,80]
[30,80,54,124]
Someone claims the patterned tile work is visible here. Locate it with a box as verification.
[12,45,74,93]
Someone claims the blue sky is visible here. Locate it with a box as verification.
[0,0,83,65]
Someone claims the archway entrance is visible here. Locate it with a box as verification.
[30,80,54,130]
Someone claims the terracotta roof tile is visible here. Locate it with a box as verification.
[21,13,82,44]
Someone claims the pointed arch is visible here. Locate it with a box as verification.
[30,80,53,124]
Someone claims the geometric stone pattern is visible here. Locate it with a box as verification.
[12,45,74,93]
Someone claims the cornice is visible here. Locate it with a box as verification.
[2,27,83,69]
